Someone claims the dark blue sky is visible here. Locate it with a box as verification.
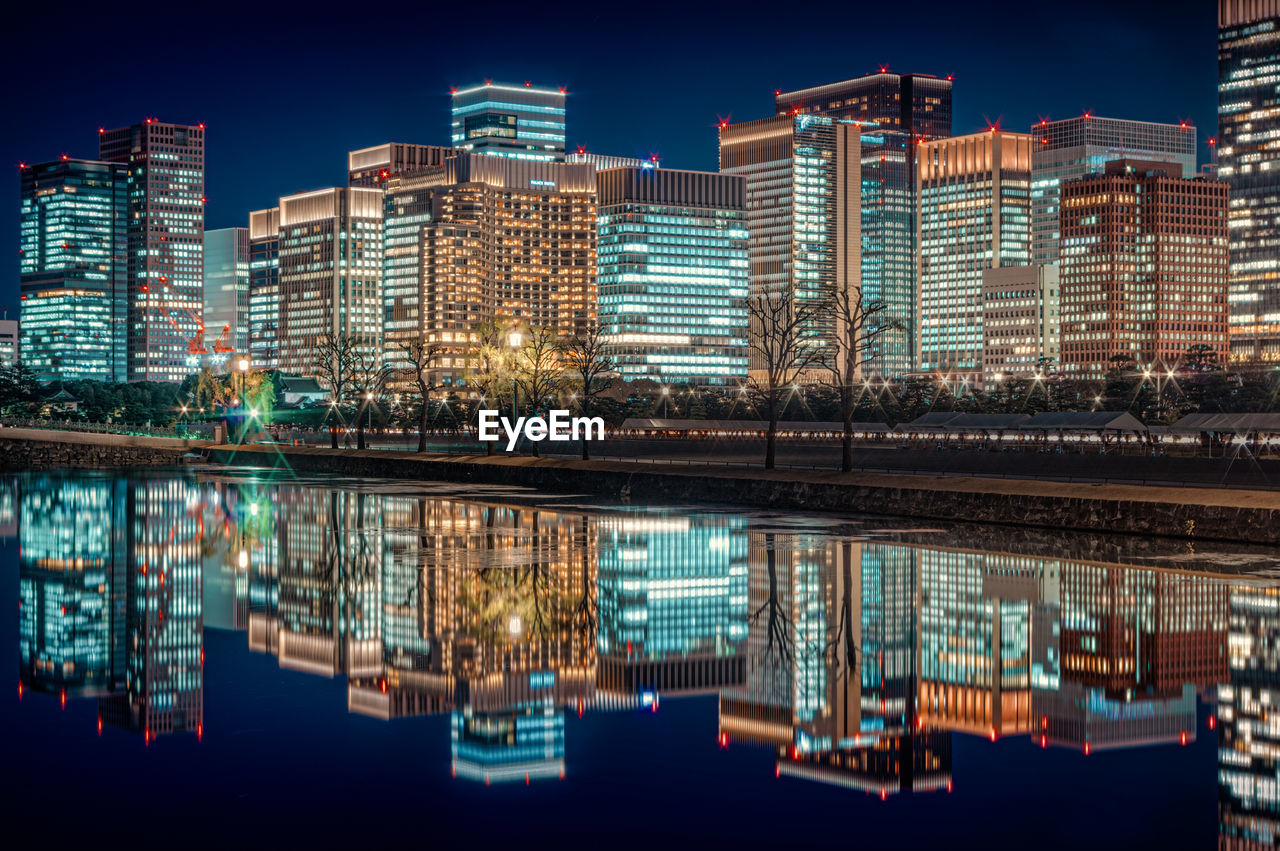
[4,0,1214,316]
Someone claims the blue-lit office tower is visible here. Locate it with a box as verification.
[596,513,749,697]
[99,120,206,381]
[1031,115,1197,265]
[1220,1,1280,362]
[451,700,566,783]
[18,475,128,698]
[18,159,127,382]
[596,166,748,386]
[247,208,279,370]
[859,131,915,377]
[203,227,249,359]
[450,81,566,162]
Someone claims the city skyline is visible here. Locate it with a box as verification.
[1,0,1218,315]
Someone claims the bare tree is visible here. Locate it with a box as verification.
[512,326,563,457]
[349,344,392,450]
[746,290,826,469]
[558,321,615,460]
[399,340,443,453]
[468,317,512,456]
[823,285,891,472]
[311,332,358,449]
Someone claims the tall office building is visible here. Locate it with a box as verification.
[1058,160,1229,378]
[414,154,596,386]
[202,227,249,358]
[917,131,1033,380]
[596,166,749,386]
[347,142,452,187]
[275,187,383,375]
[567,151,652,170]
[99,120,206,382]
[1031,115,1197,265]
[18,158,128,382]
[1219,0,1280,362]
[719,114,861,377]
[0,316,16,366]
[980,264,1060,385]
[859,130,917,376]
[450,81,566,161]
[775,71,952,142]
[247,208,280,370]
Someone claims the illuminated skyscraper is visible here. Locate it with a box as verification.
[917,131,1033,381]
[413,154,596,386]
[980,264,1060,385]
[1059,160,1229,378]
[247,207,279,370]
[202,227,249,358]
[719,114,860,377]
[1219,0,1280,362]
[18,158,128,382]
[1030,115,1196,266]
[99,120,206,381]
[450,81,566,162]
[775,71,952,143]
[274,187,383,375]
[859,130,916,376]
[596,166,748,386]
[347,142,451,187]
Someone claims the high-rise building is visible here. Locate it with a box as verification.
[1058,159,1229,378]
[917,131,1033,381]
[99,120,206,382]
[980,264,1060,385]
[775,71,952,143]
[596,166,749,386]
[202,227,249,358]
[347,142,452,188]
[1219,0,1280,362]
[567,151,654,170]
[450,81,566,162]
[18,158,128,382]
[0,317,17,366]
[719,114,861,377]
[414,154,596,386]
[247,208,279,370]
[275,187,383,375]
[859,130,917,377]
[1031,115,1197,266]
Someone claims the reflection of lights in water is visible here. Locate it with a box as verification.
[250,502,259,516]
[238,550,248,569]
[508,615,522,636]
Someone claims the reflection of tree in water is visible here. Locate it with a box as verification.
[200,480,275,563]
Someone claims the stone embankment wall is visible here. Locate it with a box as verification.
[0,428,203,470]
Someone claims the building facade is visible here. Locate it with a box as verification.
[99,120,205,382]
[0,317,16,366]
[1031,115,1197,266]
[450,82,566,162]
[202,227,249,359]
[18,158,128,382]
[596,166,748,386]
[719,114,860,377]
[275,187,383,375]
[775,72,952,142]
[1219,0,1280,362]
[1059,160,1229,378]
[247,208,280,370]
[980,265,1060,386]
[347,142,452,188]
[414,154,596,387]
[860,130,917,377]
[917,131,1033,380]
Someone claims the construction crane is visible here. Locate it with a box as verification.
[212,324,235,354]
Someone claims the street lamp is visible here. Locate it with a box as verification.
[507,331,522,421]
[236,358,250,444]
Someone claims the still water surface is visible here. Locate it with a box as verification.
[4,469,1279,848]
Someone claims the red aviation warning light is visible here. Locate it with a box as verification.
[524,80,532,87]
[879,64,889,73]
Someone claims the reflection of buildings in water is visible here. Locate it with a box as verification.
[0,476,17,540]
[1219,586,1280,849]
[596,513,748,699]
[1035,682,1197,752]
[18,475,203,741]
[451,698,565,785]
[778,731,952,795]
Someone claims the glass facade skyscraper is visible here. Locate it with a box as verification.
[18,158,128,382]
[202,227,249,360]
[450,81,566,162]
[1219,0,1280,362]
[860,130,916,377]
[596,166,748,386]
[99,120,206,382]
[917,131,1033,380]
[247,208,279,370]
[775,72,952,143]
[1030,115,1197,265]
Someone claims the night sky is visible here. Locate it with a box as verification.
[3,0,1216,316]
